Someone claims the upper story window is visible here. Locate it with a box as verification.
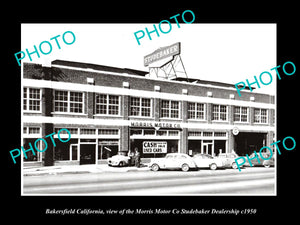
[54,90,84,113]
[161,100,180,119]
[212,104,227,121]
[188,102,205,120]
[234,106,249,122]
[254,108,268,124]
[23,87,41,112]
[130,97,151,117]
[95,94,120,115]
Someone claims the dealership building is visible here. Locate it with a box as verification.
[22,54,275,166]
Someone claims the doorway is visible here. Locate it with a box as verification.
[80,144,96,165]
[234,132,266,155]
[203,142,213,155]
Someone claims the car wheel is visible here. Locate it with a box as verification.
[151,164,160,171]
[210,163,217,170]
[119,161,125,167]
[264,163,270,168]
[181,164,190,172]
[232,162,238,169]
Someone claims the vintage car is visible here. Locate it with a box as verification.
[149,153,197,172]
[245,152,275,168]
[192,154,225,170]
[216,153,242,169]
[107,154,130,167]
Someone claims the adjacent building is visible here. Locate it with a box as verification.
[22,59,275,166]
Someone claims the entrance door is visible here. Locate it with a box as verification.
[80,144,96,165]
[203,143,213,155]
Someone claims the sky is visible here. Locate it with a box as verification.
[21,23,276,95]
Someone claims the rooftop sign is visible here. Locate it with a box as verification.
[144,42,180,66]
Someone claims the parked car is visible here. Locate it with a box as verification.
[149,153,197,172]
[245,152,275,168]
[216,153,242,169]
[107,154,130,167]
[192,154,225,170]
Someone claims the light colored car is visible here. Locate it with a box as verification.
[216,153,242,169]
[192,154,225,170]
[149,153,197,172]
[107,154,130,167]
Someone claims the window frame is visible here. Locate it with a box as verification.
[23,87,42,113]
[234,106,249,123]
[212,104,228,122]
[129,97,152,118]
[254,108,268,124]
[95,93,120,116]
[187,102,206,120]
[160,100,180,119]
[53,90,85,114]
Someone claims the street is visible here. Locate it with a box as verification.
[23,167,275,195]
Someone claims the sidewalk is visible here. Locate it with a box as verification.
[23,164,150,176]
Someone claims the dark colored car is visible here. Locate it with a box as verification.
[245,152,275,168]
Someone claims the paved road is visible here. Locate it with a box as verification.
[23,167,275,195]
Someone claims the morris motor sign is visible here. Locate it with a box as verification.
[143,141,167,154]
[144,42,180,66]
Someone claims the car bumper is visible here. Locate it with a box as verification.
[107,160,121,166]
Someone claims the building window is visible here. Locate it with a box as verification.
[188,131,202,136]
[212,104,227,121]
[130,97,151,117]
[161,100,180,119]
[23,127,41,135]
[54,90,83,113]
[98,129,119,135]
[80,129,96,135]
[188,102,205,120]
[55,128,78,134]
[203,132,213,137]
[254,108,268,124]
[168,131,179,136]
[23,87,41,112]
[144,129,155,136]
[157,130,168,136]
[130,129,143,135]
[234,106,249,122]
[214,132,227,137]
[95,94,119,115]
[28,127,41,134]
[70,92,83,113]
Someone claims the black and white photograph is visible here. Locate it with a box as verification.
[4,4,298,221]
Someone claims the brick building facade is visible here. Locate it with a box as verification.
[22,60,275,166]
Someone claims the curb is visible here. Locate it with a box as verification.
[23,164,150,176]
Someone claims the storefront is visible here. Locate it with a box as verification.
[52,127,120,165]
[187,130,228,156]
[129,121,181,158]
[233,132,267,155]
[23,126,43,166]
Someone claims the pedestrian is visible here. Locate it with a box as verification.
[134,147,141,168]
[128,150,134,166]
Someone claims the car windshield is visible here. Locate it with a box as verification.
[203,155,213,159]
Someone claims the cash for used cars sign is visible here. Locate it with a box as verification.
[143,141,167,154]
